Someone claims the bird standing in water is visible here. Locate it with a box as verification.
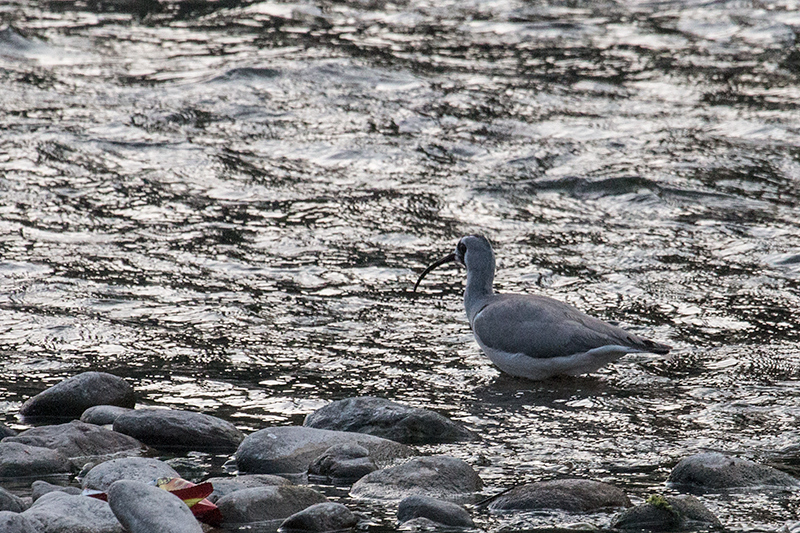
[414,235,671,380]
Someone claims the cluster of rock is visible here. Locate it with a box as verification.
[1,371,799,532]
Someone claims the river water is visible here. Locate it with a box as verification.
[1,0,800,530]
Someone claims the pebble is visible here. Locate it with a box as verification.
[0,485,28,512]
[612,494,722,531]
[81,457,180,492]
[487,479,631,512]
[308,443,378,483]
[4,420,144,459]
[206,474,293,503]
[304,396,476,444]
[668,452,800,492]
[350,456,483,500]
[216,485,329,523]
[113,408,244,453]
[107,479,203,533]
[236,426,413,475]
[80,405,133,426]
[279,502,358,532]
[398,495,474,528]
[0,442,73,478]
[0,511,38,533]
[19,372,135,421]
[31,480,82,502]
[21,490,124,533]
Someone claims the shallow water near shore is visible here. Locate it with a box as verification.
[1,0,800,530]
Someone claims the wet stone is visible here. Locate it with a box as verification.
[487,479,632,512]
[350,456,483,500]
[0,511,38,533]
[279,502,358,532]
[308,443,378,483]
[4,420,144,459]
[216,485,329,524]
[22,490,124,533]
[668,452,800,492]
[0,485,28,512]
[0,442,73,478]
[304,397,476,444]
[31,480,82,502]
[113,408,243,453]
[19,372,135,421]
[612,494,723,531]
[206,474,293,503]
[0,424,17,438]
[236,426,413,475]
[107,479,202,533]
[81,457,180,492]
[80,406,133,426]
[398,495,474,528]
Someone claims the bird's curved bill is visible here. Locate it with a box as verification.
[413,252,456,292]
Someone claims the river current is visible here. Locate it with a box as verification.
[1,0,800,531]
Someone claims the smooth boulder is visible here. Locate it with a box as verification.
[304,397,475,444]
[31,480,82,502]
[113,408,243,453]
[216,485,328,523]
[398,495,474,527]
[350,456,483,500]
[4,420,143,458]
[0,485,27,512]
[22,490,124,533]
[80,406,133,426]
[20,372,135,420]
[612,494,723,531]
[107,479,202,533]
[668,453,800,492]
[81,457,180,491]
[236,426,413,475]
[308,443,377,483]
[279,502,358,532]
[487,479,631,512]
[0,511,38,533]
[0,442,72,478]
[206,474,292,503]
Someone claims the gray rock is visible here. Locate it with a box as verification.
[216,485,328,524]
[0,424,17,438]
[398,495,474,528]
[0,442,73,478]
[304,397,476,444]
[80,406,133,426]
[308,443,377,483]
[236,426,414,475]
[350,456,483,500]
[279,502,358,532]
[0,486,27,512]
[22,490,124,533]
[20,372,135,421]
[612,494,722,531]
[81,457,180,491]
[0,511,38,533]
[487,479,631,512]
[206,474,292,503]
[31,480,82,502]
[113,408,243,453]
[4,420,144,458]
[107,479,202,533]
[668,453,800,492]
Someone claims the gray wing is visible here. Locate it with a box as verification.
[472,294,670,359]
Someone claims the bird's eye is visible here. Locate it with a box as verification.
[457,242,467,254]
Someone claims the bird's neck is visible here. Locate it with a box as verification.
[464,265,494,325]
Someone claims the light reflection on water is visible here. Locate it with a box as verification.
[1,0,800,530]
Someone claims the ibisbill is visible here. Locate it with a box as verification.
[414,235,671,380]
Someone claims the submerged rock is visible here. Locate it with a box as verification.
[279,502,358,532]
[107,479,202,533]
[398,495,474,528]
[487,479,631,512]
[22,490,124,533]
[0,511,38,533]
[4,420,144,458]
[80,406,133,426]
[19,372,135,421]
[206,474,292,503]
[236,426,413,475]
[81,457,180,491]
[308,443,378,483]
[31,480,82,502]
[0,442,72,478]
[612,494,722,531]
[304,397,476,444]
[668,453,800,492]
[0,485,28,512]
[113,408,243,453]
[350,456,483,500]
[216,485,328,524]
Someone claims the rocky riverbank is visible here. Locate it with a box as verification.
[1,372,798,532]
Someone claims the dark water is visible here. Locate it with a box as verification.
[2,0,800,530]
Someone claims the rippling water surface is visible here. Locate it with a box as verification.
[2,0,800,530]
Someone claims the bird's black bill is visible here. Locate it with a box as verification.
[413,252,456,292]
